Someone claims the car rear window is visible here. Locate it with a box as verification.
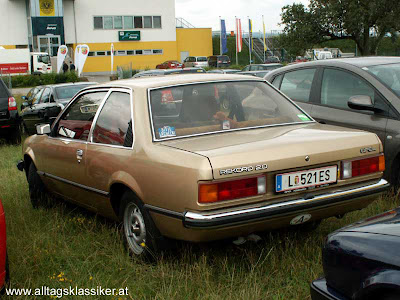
[0,80,10,98]
[197,57,207,62]
[149,81,313,140]
[219,56,230,62]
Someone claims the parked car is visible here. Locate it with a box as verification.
[156,60,183,69]
[183,56,209,68]
[238,70,271,78]
[265,57,400,186]
[264,56,280,63]
[20,82,97,135]
[18,74,388,258]
[0,198,9,294]
[0,78,20,144]
[241,63,283,72]
[207,69,241,74]
[207,55,231,68]
[134,68,206,78]
[311,208,400,300]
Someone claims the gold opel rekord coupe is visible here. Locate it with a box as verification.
[18,74,389,257]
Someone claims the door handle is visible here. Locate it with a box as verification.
[76,149,83,162]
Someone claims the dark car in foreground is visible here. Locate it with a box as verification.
[21,82,97,135]
[311,208,400,300]
[0,79,20,144]
[265,57,400,186]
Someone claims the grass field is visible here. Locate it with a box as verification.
[0,98,399,299]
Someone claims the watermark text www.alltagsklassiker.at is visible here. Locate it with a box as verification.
[5,286,129,298]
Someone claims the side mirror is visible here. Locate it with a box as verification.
[36,124,51,135]
[21,102,29,110]
[348,95,380,112]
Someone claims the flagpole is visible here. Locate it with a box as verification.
[219,16,222,56]
[235,17,238,65]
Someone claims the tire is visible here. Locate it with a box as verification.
[119,191,167,259]
[27,163,48,208]
[6,126,21,145]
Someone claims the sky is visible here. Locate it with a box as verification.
[175,0,310,33]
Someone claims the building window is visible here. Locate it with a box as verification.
[144,16,152,28]
[153,49,163,54]
[143,49,152,55]
[104,16,113,29]
[127,50,135,55]
[153,16,161,28]
[117,50,126,56]
[136,50,143,55]
[134,17,143,28]
[94,16,103,29]
[97,51,106,56]
[88,52,95,56]
[124,16,133,29]
[114,16,123,29]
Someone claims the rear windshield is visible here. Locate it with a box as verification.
[365,63,400,97]
[0,79,9,98]
[149,81,312,140]
[219,56,230,62]
[55,85,93,100]
[197,57,207,62]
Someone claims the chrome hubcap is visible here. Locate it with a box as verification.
[124,203,146,255]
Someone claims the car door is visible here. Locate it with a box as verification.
[311,67,388,149]
[272,68,318,114]
[39,89,109,209]
[85,89,134,215]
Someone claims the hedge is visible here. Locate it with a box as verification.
[0,72,82,88]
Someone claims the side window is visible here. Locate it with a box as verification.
[92,92,133,147]
[321,69,374,109]
[32,88,44,105]
[271,74,283,88]
[56,91,107,140]
[40,88,51,103]
[243,66,250,71]
[280,69,316,102]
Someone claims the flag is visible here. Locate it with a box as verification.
[248,19,253,52]
[236,18,242,52]
[220,19,228,54]
[263,18,267,52]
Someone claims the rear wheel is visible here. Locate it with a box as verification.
[6,126,21,145]
[27,163,49,208]
[120,191,168,259]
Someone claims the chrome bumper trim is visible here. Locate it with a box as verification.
[183,179,389,229]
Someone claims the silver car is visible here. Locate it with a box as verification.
[184,56,209,68]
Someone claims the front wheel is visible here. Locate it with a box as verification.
[27,163,49,208]
[120,191,167,259]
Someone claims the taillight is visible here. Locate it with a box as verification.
[199,176,266,203]
[341,154,385,179]
[218,61,222,63]
[8,97,17,111]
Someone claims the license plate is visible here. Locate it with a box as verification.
[276,165,337,193]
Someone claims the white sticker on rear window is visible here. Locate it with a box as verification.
[158,126,176,138]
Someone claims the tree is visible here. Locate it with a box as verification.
[280,0,400,56]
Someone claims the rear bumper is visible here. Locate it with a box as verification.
[310,278,349,300]
[183,179,389,229]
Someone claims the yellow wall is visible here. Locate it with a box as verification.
[71,28,213,73]
[176,28,213,59]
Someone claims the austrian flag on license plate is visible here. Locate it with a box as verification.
[276,166,338,193]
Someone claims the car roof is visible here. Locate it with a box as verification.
[93,74,263,89]
[49,82,97,88]
[283,57,400,69]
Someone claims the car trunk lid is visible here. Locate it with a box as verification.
[161,123,381,180]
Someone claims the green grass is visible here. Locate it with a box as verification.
[0,114,399,299]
